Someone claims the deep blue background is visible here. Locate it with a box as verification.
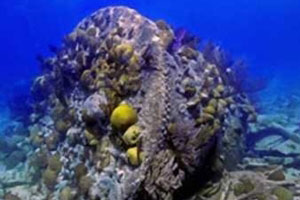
[0,0,299,91]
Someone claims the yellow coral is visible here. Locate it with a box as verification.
[196,113,214,125]
[110,103,138,130]
[84,129,99,146]
[208,99,218,107]
[129,54,140,70]
[122,125,141,146]
[89,139,99,146]
[126,147,140,166]
[114,43,134,63]
[84,129,94,141]
[216,84,225,93]
[203,105,216,115]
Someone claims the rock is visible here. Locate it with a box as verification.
[3,193,21,200]
[267,168,285,181]
[16,6,260,200]
[5,150,26,169]
[82,92,108,126]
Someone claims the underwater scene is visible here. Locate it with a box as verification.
[0,0,300,199]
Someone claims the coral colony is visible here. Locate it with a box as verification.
[0,6,299,200]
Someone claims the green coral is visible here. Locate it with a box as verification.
[233,178,254,196]
[272,186,293,200]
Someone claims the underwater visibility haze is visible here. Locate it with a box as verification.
[0,0,300,199]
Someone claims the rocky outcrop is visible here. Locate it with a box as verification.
[3,6,262,200]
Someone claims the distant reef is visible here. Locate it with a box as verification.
[1,6,299,200]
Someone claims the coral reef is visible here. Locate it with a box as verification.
[187,169,300,200]
[1,6,299,200]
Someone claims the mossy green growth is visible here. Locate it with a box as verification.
[110,103,138,131]
[272,186,293,200]
[233,179,254,196]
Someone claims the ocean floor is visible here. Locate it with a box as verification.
[243,73,300,180]
[0,98,10,134]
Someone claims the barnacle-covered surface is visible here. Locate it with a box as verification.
[2,6,299,200]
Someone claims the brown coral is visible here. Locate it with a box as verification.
[43,168,58,190]
[78,175,94,194]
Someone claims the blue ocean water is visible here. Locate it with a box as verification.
[0,0,300,198]
[1,0,299,86]
[1,0,299,132]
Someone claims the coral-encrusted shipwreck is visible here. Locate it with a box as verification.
[15,6,298,200]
